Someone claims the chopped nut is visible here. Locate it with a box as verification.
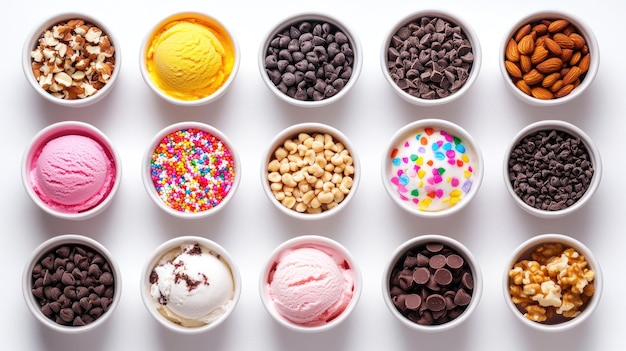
[28,18,115,100]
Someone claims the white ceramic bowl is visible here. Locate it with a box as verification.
[503,234,602,332]
[260,122,360,220]
[140,236,241,334]
[22,12,121,108]
[142,122,241,219]
[21,121,122,220]
[140,12,240,106]
[381,119,483,218]
[382,234,483,332]
[380,9,481,106]
[500,10,599,106]
[503,120,601,218]
[259,235,362,333]
[258,12,363,107]
[22,234,122,333]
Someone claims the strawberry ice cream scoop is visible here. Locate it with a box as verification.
[30,134,115,213]
[267,246,355,326]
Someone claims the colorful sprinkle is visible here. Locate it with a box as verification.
[387,127,478,212]
[150,128,236,213]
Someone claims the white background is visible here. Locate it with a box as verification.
[4,0,623,350]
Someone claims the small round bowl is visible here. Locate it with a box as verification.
[22,12,121,108]
[258,12,363,107]
[503,120,601,218]
[382,234,483,332]
[142,122,241,219]
[380,9,482,106]
[22,234,122,333]
[141,236,241,334]
[259,235,362,333]
[260,122,360,220]
[140,12,240,106]
[500,10,599,106]
[503,234,602,332]
[382,119,483,218]
[22,121,122,220]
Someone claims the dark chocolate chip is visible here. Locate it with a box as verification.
[434,268,453,285]
[413,267,430,284]
[454,288,472,306]
[405,294,422,310]
[429,254,447,269]
[446,254,464,269]
[426,294,446,311]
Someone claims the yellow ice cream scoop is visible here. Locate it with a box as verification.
[145,16,236,101]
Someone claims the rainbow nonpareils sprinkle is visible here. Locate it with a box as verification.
[150,128,236,213]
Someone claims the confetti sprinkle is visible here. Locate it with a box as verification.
[150,128,236,213]
[388,127,477,212]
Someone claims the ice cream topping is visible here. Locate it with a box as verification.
[145,16,236,101]
[266,246,354,326]
[149,128,236,213]
[29,134,116,213]
[149,243,235,327]
[387,127,478,211]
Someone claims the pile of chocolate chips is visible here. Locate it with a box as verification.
[508,129,594,211]
[386,16,474,100]
[263,20,355,101]
[30,244,115,326]
[389,242,474,325]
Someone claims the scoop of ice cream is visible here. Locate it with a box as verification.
[30,134,115,213]
[150,243,234,327]
[267,247,354,326]
[146,19,235,100]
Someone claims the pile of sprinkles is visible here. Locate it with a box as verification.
[388,127,476,212]
[150,128,236,213]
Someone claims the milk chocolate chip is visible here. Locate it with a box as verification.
[389,241,474,325]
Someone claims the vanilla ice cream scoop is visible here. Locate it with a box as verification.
[30,134,115,213]
[267,246,355,326]
[150,243,235,327]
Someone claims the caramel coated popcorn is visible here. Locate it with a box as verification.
[508,243,594,323]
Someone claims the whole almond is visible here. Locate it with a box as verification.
[531,46,549,65]
[542,72,561,88]
[523,69,544,85]
[515,80,532,95]
[562,66,582,85]
[569,51,582,66]
[520,55,532,73]
[578,53,591,73]
[517,34,535,55]
[561,49,573,62]
[569,33,586,50]
[505,39,520,62]
[550,80,564,93]
[536,57,563,74]
[548,19,570,33]
[532,23,548,36]
[505,60,523,79]
[544,37,563,56]
[553,33,575,49]
[515,23,532,42]
[555,84,575,98]
[531,86,554,100]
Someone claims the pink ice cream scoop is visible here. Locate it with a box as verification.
[29,134,116,213]
[267,246,355,326]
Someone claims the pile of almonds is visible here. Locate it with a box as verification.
[30,19,116,100]
[504,19,590,100]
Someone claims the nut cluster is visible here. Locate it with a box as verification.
[267,132,355,214]
[30,19,116,100]
[508,243,595,323]
[30,244,116,326]
[504,18,590,100]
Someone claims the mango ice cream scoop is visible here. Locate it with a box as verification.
[144,14,237,102]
